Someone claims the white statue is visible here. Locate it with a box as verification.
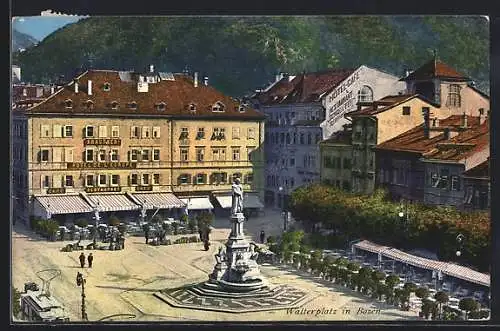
[231,177,244,214]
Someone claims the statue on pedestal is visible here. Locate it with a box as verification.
[231,178,244,215]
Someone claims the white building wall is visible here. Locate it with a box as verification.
[320,65,406,139]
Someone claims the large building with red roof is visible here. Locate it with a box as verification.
[11,66,266,224]
[251,66,405,208]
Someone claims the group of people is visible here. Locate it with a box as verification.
[79,252,94,268]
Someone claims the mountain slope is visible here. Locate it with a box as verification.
[12,29,38,52]
[13,16,489,96]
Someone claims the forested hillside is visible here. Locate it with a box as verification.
[13,16,489,96]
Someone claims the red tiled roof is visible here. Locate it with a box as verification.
[462,159,489,178]
[256,68,356,105]
[376,115,489,162]
[23,70,265,119]
[401,59,469,82]
[345,94,420,116]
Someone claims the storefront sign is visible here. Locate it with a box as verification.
[83,138,121,146]
[47,188,66,194]
[67,162,137,169]
[85,186,121,193]
[135,185,153,192]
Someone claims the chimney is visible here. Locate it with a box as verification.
[74,80,79,93]
[275,74,281,82]
[422,107,430,138]
[461,113,468,128]
[88,80,92,95]
[203,76,208,86]
[150,64,154,73]
[405,68,412,77]
[479,108,486,124]
[431,117,439,128]
[194,72,198,88]
[50,84,55,95]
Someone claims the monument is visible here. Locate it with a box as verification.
[155,178,313,312]
[208,177,267,291]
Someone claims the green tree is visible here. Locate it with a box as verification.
[74,218,89,228]
[415,287,430,301]
[434,291,449,319]
[12,286,21,319]
[458,297,479,320]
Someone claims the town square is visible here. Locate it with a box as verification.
[11,15,490,323]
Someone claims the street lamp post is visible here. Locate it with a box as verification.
[398,200,410,240]
[456,233,465,258]
[76,272,88,321]
[93,200,100,246]
[278,186,288,232]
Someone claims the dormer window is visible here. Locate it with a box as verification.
[86,100,94,110]
[238,105,246,112]
[65,99,73,108]
[111,101,119,110]
[128,101,137,110]
[156,102,166,111]
[212,101,225,112]
[189,103,197,112]
[103,82,111,91]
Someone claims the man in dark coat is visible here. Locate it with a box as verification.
[87,253,94,268]
[260,230,266,244]
[79,252,86,268]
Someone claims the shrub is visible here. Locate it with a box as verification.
[187,218,197,234]
[108,215,120,226]
[74,218,89,228]
[12,286,21,318]
[172,222,180,235]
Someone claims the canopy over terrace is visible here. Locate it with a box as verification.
[213,192,264,210]
[180,196,214,211]
[33,195,94,218]
[83,193,141,212]
[353,240,490,287]
[130,192,186,210]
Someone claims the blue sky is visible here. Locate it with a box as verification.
[12,16,86,41]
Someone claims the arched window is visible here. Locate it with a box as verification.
[103,82,111,91]
[65,99,73,108]
[358,85,373,103]
[156,102,166,111]
[86,100,94,110]
[128,101,137,110]
[189,103,197,112]
[110,101,119,110]
[212,101,225,112]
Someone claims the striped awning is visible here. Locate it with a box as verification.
[441,263,490,287]
[353,240,390,254]
[131,192,186,209]
[180,196,214,210]
[34,195,94,215]
[354,240,490,288]
[214,195,232,209]
[243,193,264,209]
[86,194,140,212]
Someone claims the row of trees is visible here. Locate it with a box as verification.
[268,231,487,320]
[289,184,490,271]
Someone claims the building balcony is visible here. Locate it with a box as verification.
[172,183,252,192]
[172,160,264,168]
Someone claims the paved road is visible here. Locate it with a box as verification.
[12,220,418,322]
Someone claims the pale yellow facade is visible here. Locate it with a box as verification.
[319,142,352,190]
[26,115,264,199]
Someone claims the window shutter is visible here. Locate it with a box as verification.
[193,176,197,185]
[40,175,44,189]
[52,147,62,162]
[130,126,136,138]
[64,148,74,162]
[99,126,107,138]
[187,174,192,183]
[141,127,147,138]
[53,124,62,138]
[177,176,182,185]
[52,175,61,188]
[203,174,207,184]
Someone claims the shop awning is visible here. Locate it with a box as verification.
[86,194,140,212]
[243,193,264,209]
[214,194,232,209]
[180,196,213,210]
[131,192,186,209]
[34,195,94,215]
[354,240,490,287]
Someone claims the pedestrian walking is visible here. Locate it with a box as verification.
[79,252,86,268]
[87,253,94,268]
[260,230,266,244]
